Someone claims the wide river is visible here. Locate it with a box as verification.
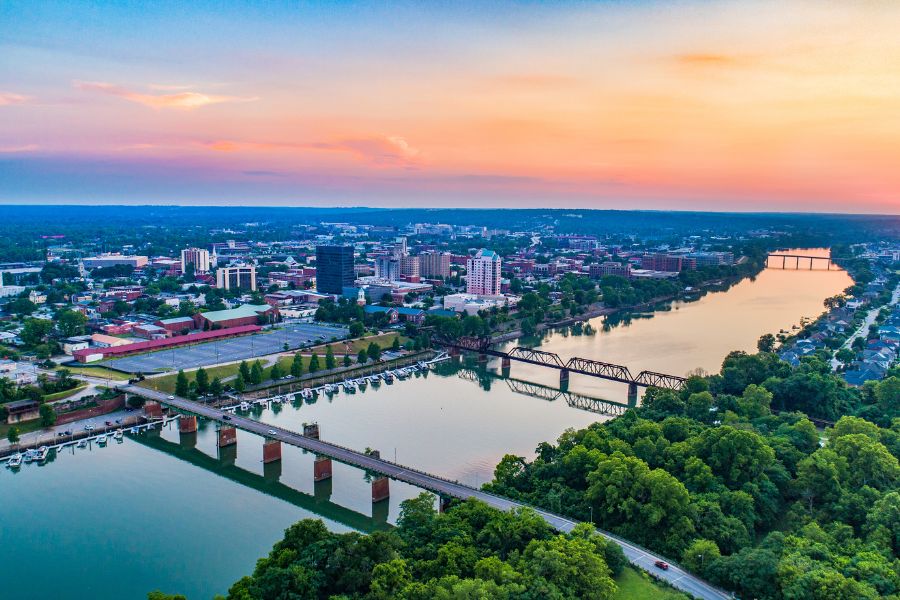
[0,249,850,599]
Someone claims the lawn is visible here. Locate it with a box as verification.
[308,331,403,355]
[43,383,88,402]
[612,567,689,600]
[62,365,130,381]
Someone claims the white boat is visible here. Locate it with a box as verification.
[302,388,312,399]
[324,384,334,394]
[239,401,250,411]
[384,371,394,383]
[77,438,87,448]
[6,453,22,469]
[36,446,50,462]
[129,427,138,434]
[113,430,124,441]
[23,449,38,463]
[96,435,108,446]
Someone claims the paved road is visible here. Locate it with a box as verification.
[831,284,900,370]
[124,385,732,600]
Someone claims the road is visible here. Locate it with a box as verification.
[124,385,732,600]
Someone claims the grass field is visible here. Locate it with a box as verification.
[62,365,130,381]
[612,567,689,600]
[43,384,88,403]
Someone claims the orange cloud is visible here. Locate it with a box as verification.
[200,135,422,167]
[0,92,30,106]
[74,81,257,109]
[674,53,744,66]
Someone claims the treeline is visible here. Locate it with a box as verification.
[486,354,900,599]
[220,494,630,600]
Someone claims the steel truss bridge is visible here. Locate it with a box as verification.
[438,336,687,391]
[455,367,631,417]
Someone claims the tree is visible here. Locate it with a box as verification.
[757,333,776,353]
[210,377,223,398]
[239,360,251,382]
[681,539,720,576]
[8,297,37,316]
[7,426,20,445]
[270,363,283,381]
[56,311,87,338]
[368,342,382,362]
[349,321,365,337]
[308,352,320,373]
[39,403,56,427]
[291,353,303,377]
[325,346,336,370]
[233,373,246,393]
[20,318,54,347]
[392,336,401,351]
[357,349,368,364]
[249,361,264,385]
[195,367,209,394]
[175,370,189,397]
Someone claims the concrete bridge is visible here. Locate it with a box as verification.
[121,384,730,600]
[436,336,687,400]
[766,253,844,270]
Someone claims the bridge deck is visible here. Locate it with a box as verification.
[123,385,729,600]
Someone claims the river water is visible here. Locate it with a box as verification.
[0,249,851,599]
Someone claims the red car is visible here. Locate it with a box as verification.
[654,560,669,570]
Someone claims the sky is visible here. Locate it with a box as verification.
[1,0,899,213]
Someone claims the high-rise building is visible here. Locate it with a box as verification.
[419,251,451,278]
[181,248,210,274]
[641,253,683,272]
[375,255,401,280]
[216,264,257,291]
[400,255,420,282]
[315,245,355,294]
[589,261,632,278]
[466,249,502,296]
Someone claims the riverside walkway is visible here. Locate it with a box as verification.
[122,385,731,600]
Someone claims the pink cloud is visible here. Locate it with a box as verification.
[200,135,422,167]
[74,81,257,109]
[0,144,39,153]
[0,92,30,106]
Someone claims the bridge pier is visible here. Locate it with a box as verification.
[627,382,638,405]
[217,442,237,465]
[263,459,282,482]
[559,369,569,385]
[372,476,390,502]
[449,347,460,359]
[477,353,488,364]
[314,456,333,481]
[144,401,163,419]
[179,415,197,433]
[218,426,237,448]
[501,356,511,371]
[314,474,333,501]
[438,495,453,513]
[263,439,282,463]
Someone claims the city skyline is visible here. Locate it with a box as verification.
[2,1,899,214]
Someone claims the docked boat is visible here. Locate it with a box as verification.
[324,384,334,394]
[384,371,394,383]
[77,439,87,448]
[239,401,250,411]
[36,446,50,462]
[23,449,38,463]
[396,369,408,380]
[96,435,108,446]
[6,453,22,469]
[113,430,124,441]
[301,388,312,400]
[129,427,138,434]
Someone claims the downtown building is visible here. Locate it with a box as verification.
[315,245,355,294]
[419,251,451,278]
[216,264,257,291]
[181,247,211,274]
[466,249,502,296]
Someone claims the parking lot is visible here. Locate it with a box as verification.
[103,323,348,374]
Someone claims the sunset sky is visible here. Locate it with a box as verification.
[1,0,899,213]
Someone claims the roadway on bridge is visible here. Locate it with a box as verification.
[123,385,730,600]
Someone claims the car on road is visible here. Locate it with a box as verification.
[167,395,175,400]
[222,415,232,421]
[654,560,669,570]
[84,424,95,431]
[267,429,277,435]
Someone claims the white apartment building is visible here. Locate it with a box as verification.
[466,249,502,296]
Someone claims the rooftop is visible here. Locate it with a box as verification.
[199,304,272,323]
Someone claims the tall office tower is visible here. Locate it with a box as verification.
[216,264,257,290]
[315,245,355,294]
[419,251,451,278]
[181,248,211,274]
[466,249,502,295]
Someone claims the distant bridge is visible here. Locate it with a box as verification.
[766,253,846,270]
[436,336,687,393]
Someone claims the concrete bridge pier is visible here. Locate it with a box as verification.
[477,353,488,364]
[314,456,333,481]
[438,495,453,513]
[218,426,237,448]
[372,492,390,523]
[314,475,333,501]
[217,443,237,466]
[449,347,461,360]
[263,439,282,463]
[372,476,390,502]
[179,415,197,433]
[627,382,639,405]
[501,356,511,373]
[263,459,282,482]
[559,369,570,385]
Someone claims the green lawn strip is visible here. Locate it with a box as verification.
[611,567,690,600]
[0,419,49,439]
[62,366,131,381]
[42,384,88,403]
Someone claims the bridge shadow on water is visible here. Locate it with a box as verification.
[433,360,635,417]
[131,430,391,533]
